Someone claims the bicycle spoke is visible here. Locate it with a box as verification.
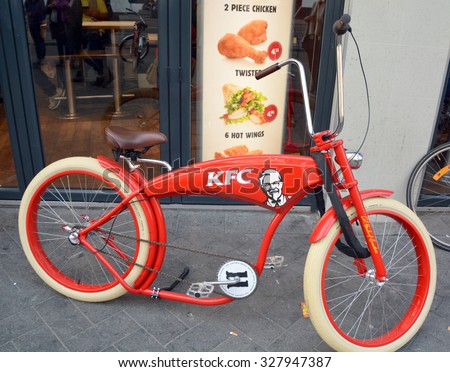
[308,199,435,350]
[407,143,450,251]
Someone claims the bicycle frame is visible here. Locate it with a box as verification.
[92,153,323,304]
[90,128,390,306]
[78,14,389,305]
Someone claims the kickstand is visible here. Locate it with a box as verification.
[162,267,190,291]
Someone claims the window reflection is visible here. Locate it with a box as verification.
[0,89,17,188]
[433,64,450,148]
[25,0,161,177]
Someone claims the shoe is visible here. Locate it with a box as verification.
[72,71,84,82]
[48,87,65,110]
[101,71,114,87]
[91,76,104,86]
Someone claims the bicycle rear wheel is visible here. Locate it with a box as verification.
[406,142,450,251]
[304,197,436,351]
[119,34,150,64]
[18,157,151,302]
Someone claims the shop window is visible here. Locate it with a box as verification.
[432,62,450,147]
[24,0,161,178]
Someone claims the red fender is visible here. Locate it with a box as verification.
[96,155,167,290]
[309,189,393,243]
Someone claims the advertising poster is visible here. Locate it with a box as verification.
[198,0,294,161]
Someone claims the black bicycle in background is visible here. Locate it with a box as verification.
[119,7,152,72]
[406,100,450,251]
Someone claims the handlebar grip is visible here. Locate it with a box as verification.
[333,14,351,35]
[255,63,281,80]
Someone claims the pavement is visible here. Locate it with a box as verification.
[0,202,449,353]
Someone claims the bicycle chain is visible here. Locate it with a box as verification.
[96,227,253,296]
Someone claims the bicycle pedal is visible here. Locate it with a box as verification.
[186,282,214,298]
[264,256,285,269]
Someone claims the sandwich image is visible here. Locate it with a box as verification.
[220,84,267,124]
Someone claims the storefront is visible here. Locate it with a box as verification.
[0,0,448,204]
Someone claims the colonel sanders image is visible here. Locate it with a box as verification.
[258,169,289,207]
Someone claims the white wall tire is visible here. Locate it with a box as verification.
[304,197,436,351]
[18,157,151,302]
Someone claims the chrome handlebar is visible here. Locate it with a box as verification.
[255,58,315,137]
[255,14,351,139]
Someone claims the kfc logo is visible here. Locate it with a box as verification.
[258,169,290,207]
[206,168,253,187]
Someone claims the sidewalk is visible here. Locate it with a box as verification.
[0,203,449,352]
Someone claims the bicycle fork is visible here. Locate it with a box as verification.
[312,133,387,282]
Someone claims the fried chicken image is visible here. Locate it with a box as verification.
[214,145,263,159]
[238,20,268,45]
[217,33,268,64]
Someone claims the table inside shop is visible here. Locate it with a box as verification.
[58,21,157,119]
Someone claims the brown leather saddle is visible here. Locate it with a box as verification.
[105,126,167,160]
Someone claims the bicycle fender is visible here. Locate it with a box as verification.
[309,189,393,243]
[97,155,167,289]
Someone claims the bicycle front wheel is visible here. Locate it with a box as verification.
[406,142,450,251]
[304,197,436,351]
[18,157,151,302]
[119,34,150,64]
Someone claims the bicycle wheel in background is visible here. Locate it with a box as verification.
[304,197,436,351]
[406,142,450,251]
[119,34,150,66]
[18,157,151,302]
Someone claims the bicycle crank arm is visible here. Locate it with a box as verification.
[186,278,240,298]
[205,277,241,286]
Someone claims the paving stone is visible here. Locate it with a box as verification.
[114,329,166,352]
[0,207,18,227]
[124,300,189,345]
[261,294,304,330]
[64,311,141,352]
[225,210,274,234]
[160,207,180,233]
[177,210,226,234]
[165,318,231,352]
[0,342,18,352]
[268,317,326,352]
[215,303,285,349]
[0,226,21,254]
[163,300,222,328]
[70,295,133,324]
[434,295,450,319]
[0,308,44,346]
[34,296,93,341]
[411,311,449,345]
[404,331,450,352]
[13,325,67,352]
[213,330,268,352]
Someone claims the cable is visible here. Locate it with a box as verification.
[348,29,371,156]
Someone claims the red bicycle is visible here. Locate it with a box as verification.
[18,15,436,352]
